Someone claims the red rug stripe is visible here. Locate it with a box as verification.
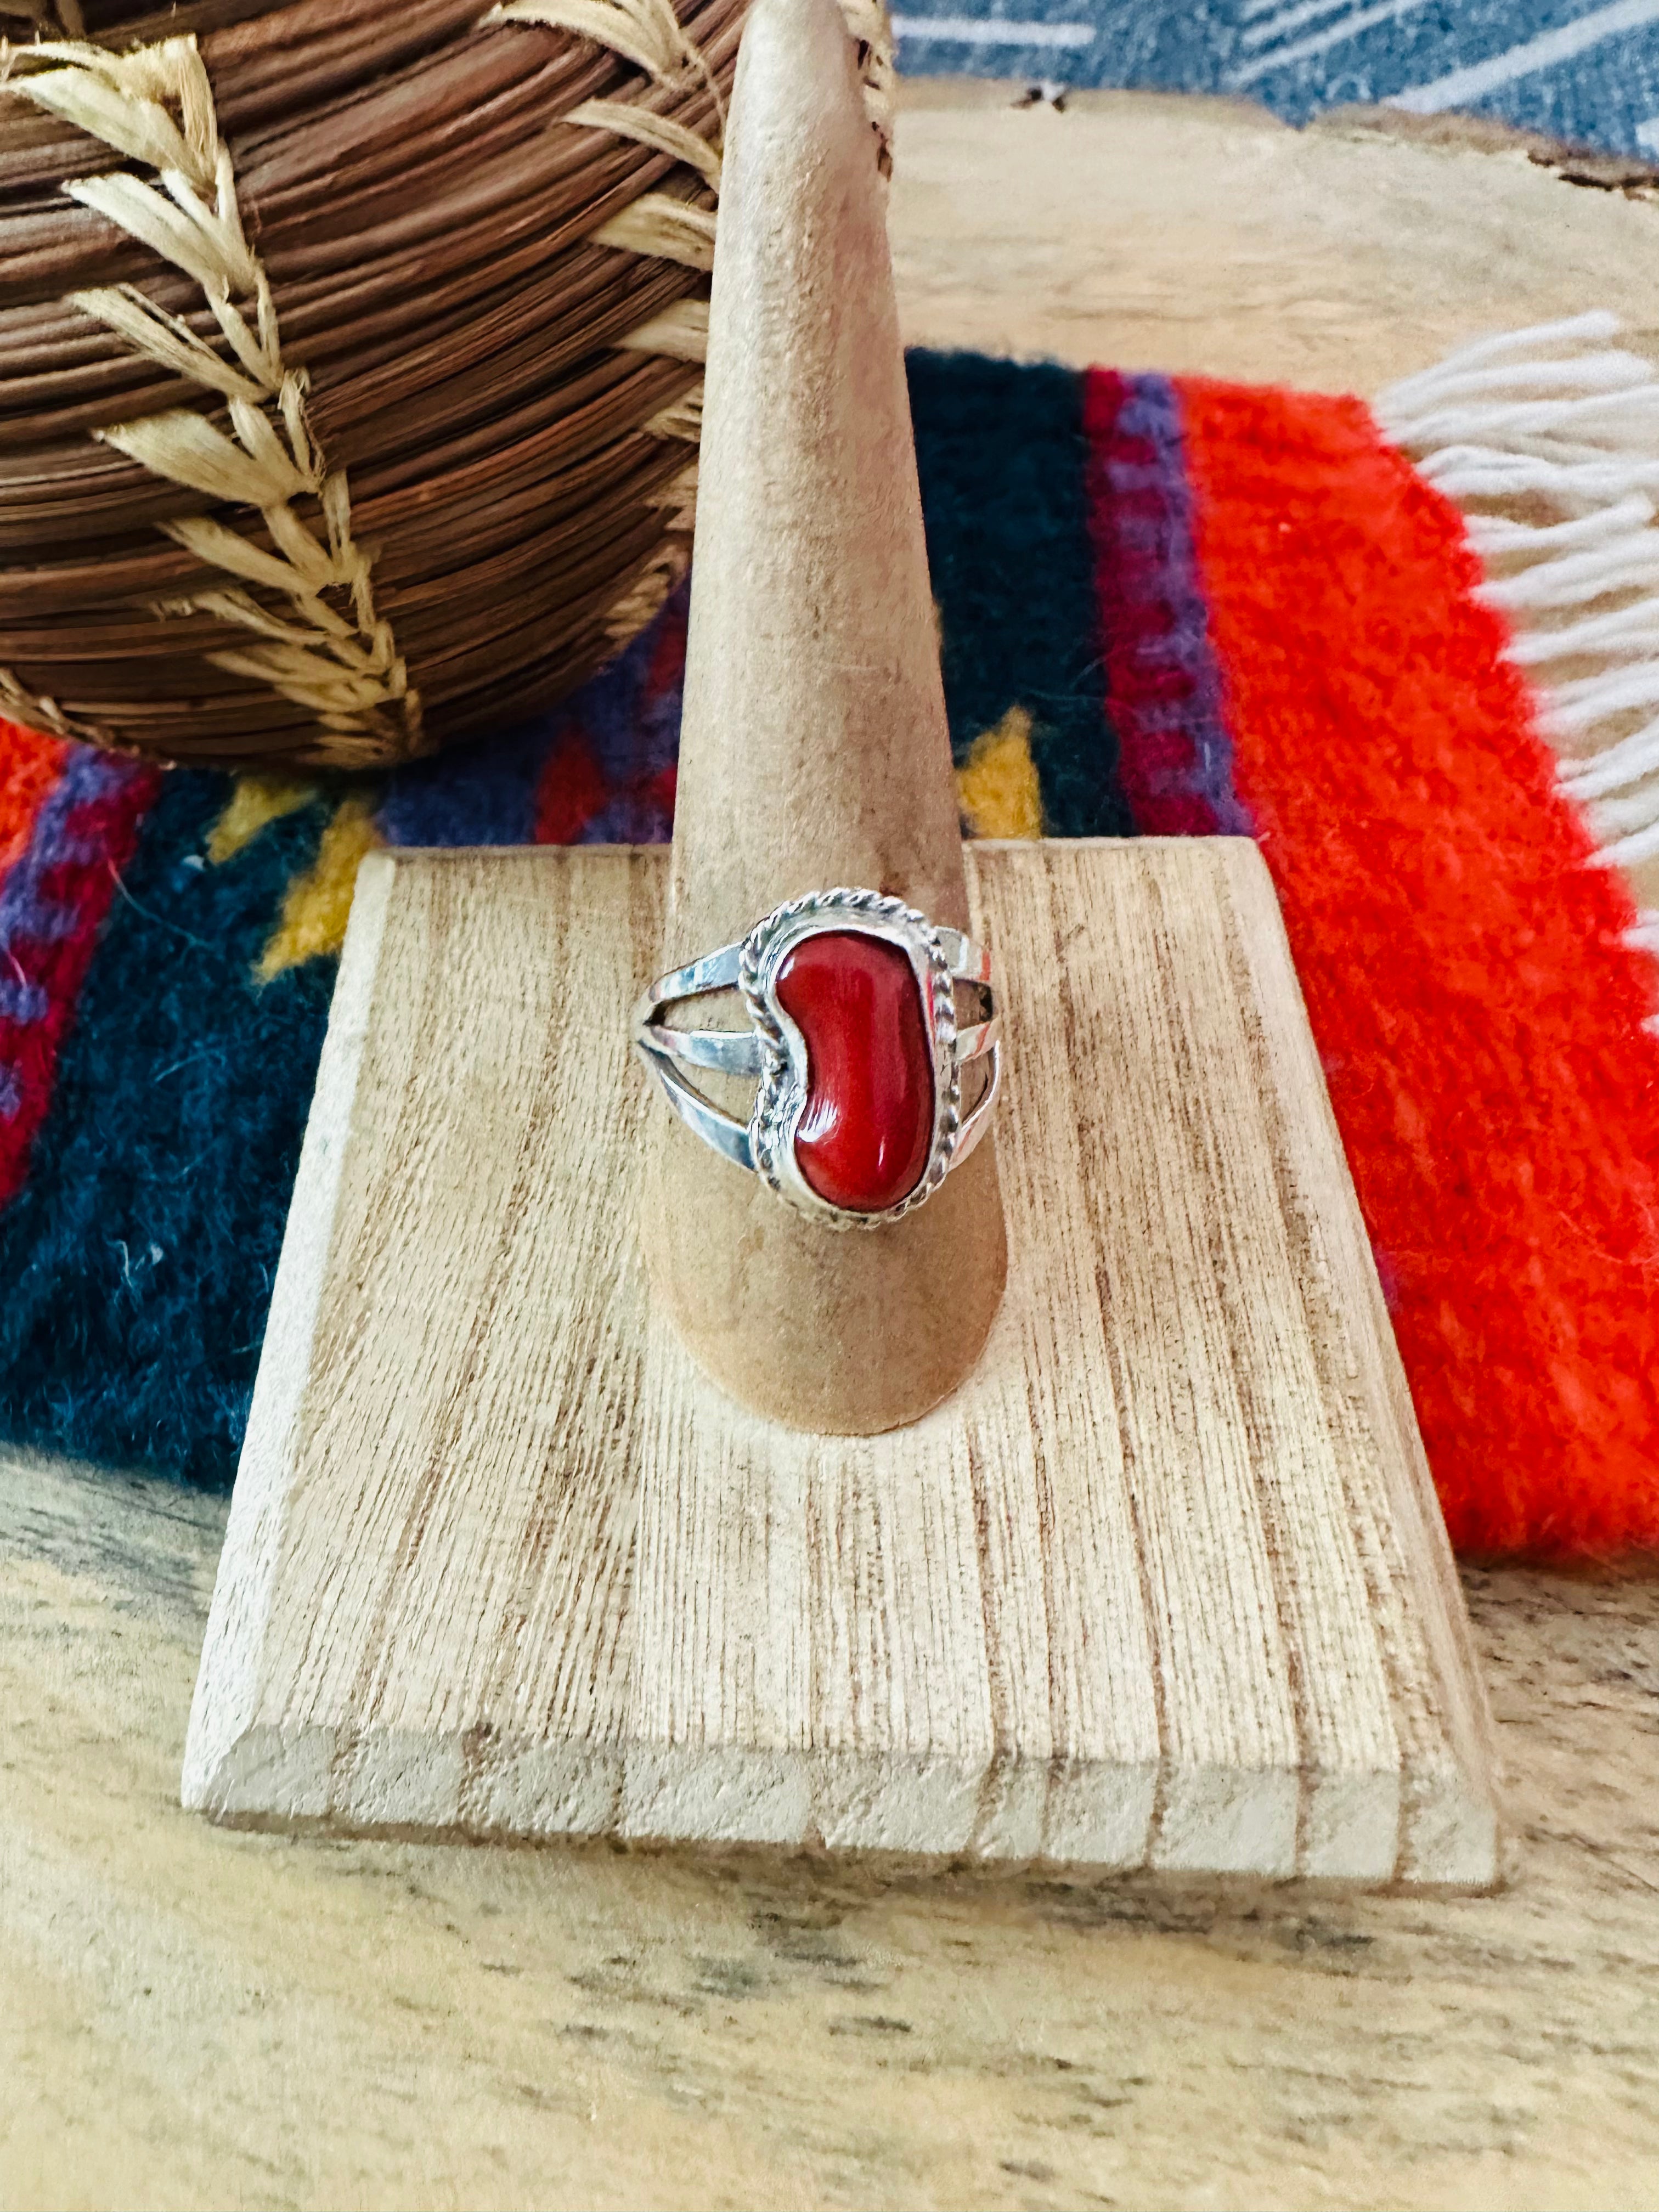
[0,750,161,1209]
[1174,376,1659,1559]
[533,725,610,845]
[0,719,66,874]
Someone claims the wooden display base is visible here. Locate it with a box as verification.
[183,839,1498,1887]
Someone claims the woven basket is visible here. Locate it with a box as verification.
[0,0,893,769]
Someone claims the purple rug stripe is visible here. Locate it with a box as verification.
[374,588,690,851]
[377,721,555,849]
[0,750,134,952]
[580,589,686,791]
[0,978,47,1024]
[1097,373,1252,839]
[579,788,675,845]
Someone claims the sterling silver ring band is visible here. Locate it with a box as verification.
[630,886,1001,1229]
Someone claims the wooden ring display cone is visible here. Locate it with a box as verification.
[640,0,1008,1435]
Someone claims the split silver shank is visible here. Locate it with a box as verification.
[630,887,1002,1228]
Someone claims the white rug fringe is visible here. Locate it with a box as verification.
[1470,496,1654,554]
[1379,313,1659,878]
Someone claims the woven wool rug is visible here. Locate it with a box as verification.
[3,325,1658,1560]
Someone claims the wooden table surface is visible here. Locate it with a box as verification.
[5,1447,1658,2210]
[890,81,1659,397]
[5,86,1659,2212]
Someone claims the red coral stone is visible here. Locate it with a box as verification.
[774,929,935,1213]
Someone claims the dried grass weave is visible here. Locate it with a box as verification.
[0,0,893,768]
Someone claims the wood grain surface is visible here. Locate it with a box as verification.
[184,842,1495,1884]
[889,85,1659,395]
[6,1444,1658,2211]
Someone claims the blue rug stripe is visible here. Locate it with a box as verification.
[0,775,334,1486]
[379,720,552,848]
[906,349,1133,839]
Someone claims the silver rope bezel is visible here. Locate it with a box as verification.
[740,886,960,1231]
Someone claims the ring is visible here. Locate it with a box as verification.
[631,886,1002,1229]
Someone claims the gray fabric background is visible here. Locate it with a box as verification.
[893,1,1659,159]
